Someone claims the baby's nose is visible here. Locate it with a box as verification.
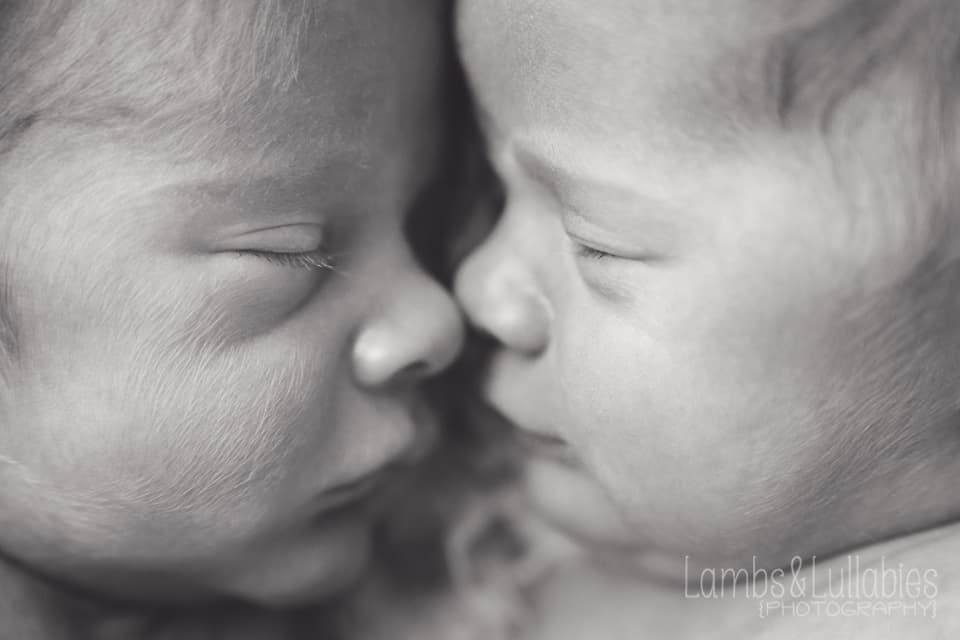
[353,273,464,388]
[454,247,550,355]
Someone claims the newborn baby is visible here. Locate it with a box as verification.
[0,0,462,637]
[452,0,960,637]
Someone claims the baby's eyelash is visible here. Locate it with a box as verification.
[243,249,336,272]
[574,244,615,260]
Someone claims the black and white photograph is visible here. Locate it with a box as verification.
[1,1,959,638]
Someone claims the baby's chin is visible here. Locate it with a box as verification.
[212,510,374,609]
[522,456,643,552]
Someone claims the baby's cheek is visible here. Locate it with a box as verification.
[559,328,656,487]
[207,264,325,341]
[560,321,733,531]
[129,351,317,513]
[561,321,657,450]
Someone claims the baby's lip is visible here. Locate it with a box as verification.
[316,401,439,514]
[405,395,440,464]
[472,393,584,468]
[512,428,583,469]
[315,467,393,513]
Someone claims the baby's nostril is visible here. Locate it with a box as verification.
[400,361,431,380]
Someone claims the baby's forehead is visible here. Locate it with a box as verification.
[1,0,443,170]
[458,0,830,78]
[458,0,838,159]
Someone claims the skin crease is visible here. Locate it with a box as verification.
[0,0,463,614]
[454,0,960,587]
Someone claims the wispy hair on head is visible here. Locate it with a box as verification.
[0,0,315,158]
[762,0,960,430]
[766,0,960,275]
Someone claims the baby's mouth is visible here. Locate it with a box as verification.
[317,399,441,515]
[468,390,585,470]
[317,468,392,513]
[512,428,583,470]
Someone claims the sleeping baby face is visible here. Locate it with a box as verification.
[456,0,960,568]
[0,0,461,608]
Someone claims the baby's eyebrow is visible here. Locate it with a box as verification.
[150,180,320,236]
[511,141,695,247]
[513,145,564,187]
[513,144,679,214]
[168,156,375,220]
[513,143,634,196]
